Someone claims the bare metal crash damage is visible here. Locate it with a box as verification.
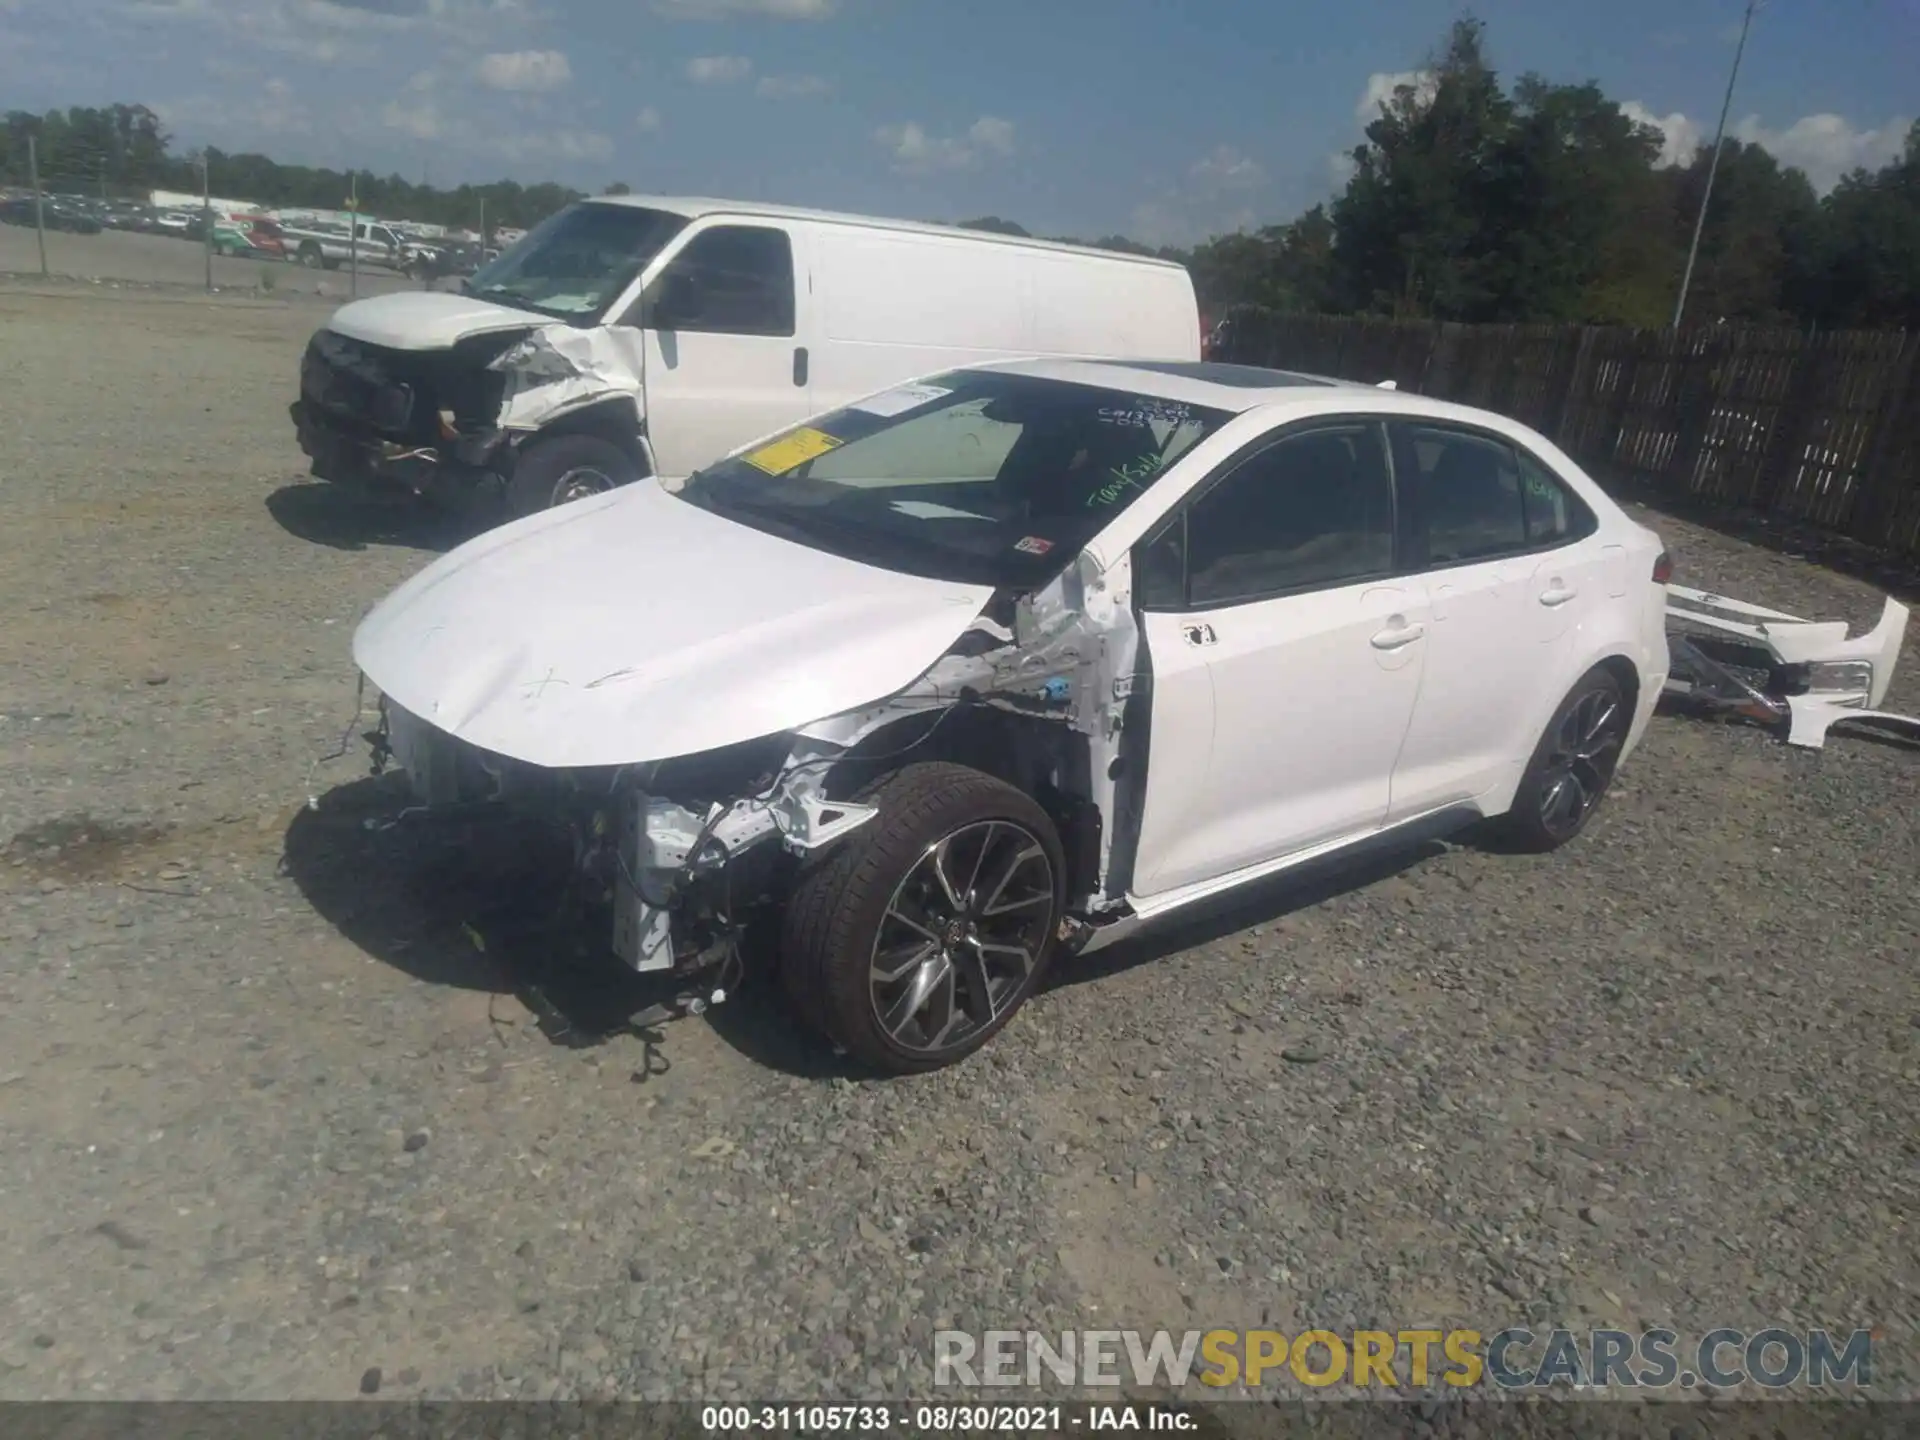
[291,295,650,498]
[351,478,1147,1017]
[1663,584,1920,749]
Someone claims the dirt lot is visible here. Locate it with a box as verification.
[0,283,1915,1406]
[0,221,413,301]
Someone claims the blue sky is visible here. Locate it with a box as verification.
[3,0,1914,244]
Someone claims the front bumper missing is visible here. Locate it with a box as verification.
[290,400,505,496]
[1663,584,1919,750]
[377,697,881,976]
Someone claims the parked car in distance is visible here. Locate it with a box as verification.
[212,213,288,259]
[348,358,1673,1074]
[290,194,1203,521]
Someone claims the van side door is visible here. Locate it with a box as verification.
[632,221,814,477]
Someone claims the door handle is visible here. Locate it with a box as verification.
[1539,582,1578,607]
[792,346,809,387]
[1370,622,1425,651]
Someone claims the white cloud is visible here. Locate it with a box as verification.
[685,54,752,83]
[652,0,835,17]
[874,115,1016,174]
[635,105,663,132]
[1732,111,1912,193]
[496,127,614,163]
[382,97,444,140]
[1189,144,1264,191]
[755,72,831,99]
[1126,143,1269,248]
[1621,101,1911,193]
[1355,69,1435,125]
[1619,102,1703,167]
[476,48,571,91]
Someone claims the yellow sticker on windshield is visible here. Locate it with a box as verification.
[742,426,843,475]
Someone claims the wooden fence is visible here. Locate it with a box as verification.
[1213,310,1920,559]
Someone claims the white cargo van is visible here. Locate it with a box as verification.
[290,195,1201,518]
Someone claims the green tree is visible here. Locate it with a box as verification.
[1331,15,1513,318]
[1667,138,1819,324]
[1794,121,1920,330]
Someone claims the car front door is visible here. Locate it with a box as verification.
[631,222,814,478]
[1383,421,1604,820]
[1127,420,1429,901]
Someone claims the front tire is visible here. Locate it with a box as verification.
[781,763,1065,1075]
[504,435,639,519]
[1498,667,1630,853]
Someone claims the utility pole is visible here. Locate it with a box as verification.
[1673,0,1759,330]
[200,151,213,292]
[27,135,48,277]
[349,169,360,298]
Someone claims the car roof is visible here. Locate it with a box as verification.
[583,193,1190,271]
[959,356,1545,435]
[960,356,1372,412]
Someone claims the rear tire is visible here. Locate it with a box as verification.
[1497,668,1630,853]
[504,435,639,520]
[780,762,1065,1075]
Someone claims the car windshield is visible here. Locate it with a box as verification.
[675,370,1234,588]
[465,203,689,322]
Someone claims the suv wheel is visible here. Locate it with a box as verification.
[781,762,1065,1075]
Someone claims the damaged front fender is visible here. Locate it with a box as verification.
[488,325,645,433]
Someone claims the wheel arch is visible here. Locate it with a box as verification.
[518,395,650,474]
[820,706,1101,904]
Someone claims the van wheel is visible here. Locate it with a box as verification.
[780,763,1065,1075]
[505,435,639,519]
[1497,668,1629,853]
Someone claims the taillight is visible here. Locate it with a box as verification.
[1652,550,1673,585]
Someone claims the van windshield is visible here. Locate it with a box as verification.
[466,203,689,322]
[674,370,1233,589]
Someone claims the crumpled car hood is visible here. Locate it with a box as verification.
[351,480,995,769]
[326,290,540,350]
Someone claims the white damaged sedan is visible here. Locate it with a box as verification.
[351,359,1672,1073]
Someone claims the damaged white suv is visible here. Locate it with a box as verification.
[351,359,1672,1073]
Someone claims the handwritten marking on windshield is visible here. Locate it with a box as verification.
[1086,452,1167,507]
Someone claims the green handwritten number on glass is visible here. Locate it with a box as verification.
[1087,452,1166,507]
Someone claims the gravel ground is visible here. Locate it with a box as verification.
[0,285,1914,1410]
[0,222,414,301]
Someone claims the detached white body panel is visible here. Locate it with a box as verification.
[1664,585,1916,749]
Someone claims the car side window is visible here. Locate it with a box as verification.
[1140,424,1395,610]
[647,224,796,337]
[1403,425,1528,566]
[1517,447,1597,546]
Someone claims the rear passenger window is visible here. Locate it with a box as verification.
[1401,424,1596,565]
[1159,425,1395,608]
[651,224,795,336]
[1518,449,1593,545]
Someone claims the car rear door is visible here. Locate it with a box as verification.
[1382,420,1606,821]
[630,220,815,477]
[1127,419,1430,900]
